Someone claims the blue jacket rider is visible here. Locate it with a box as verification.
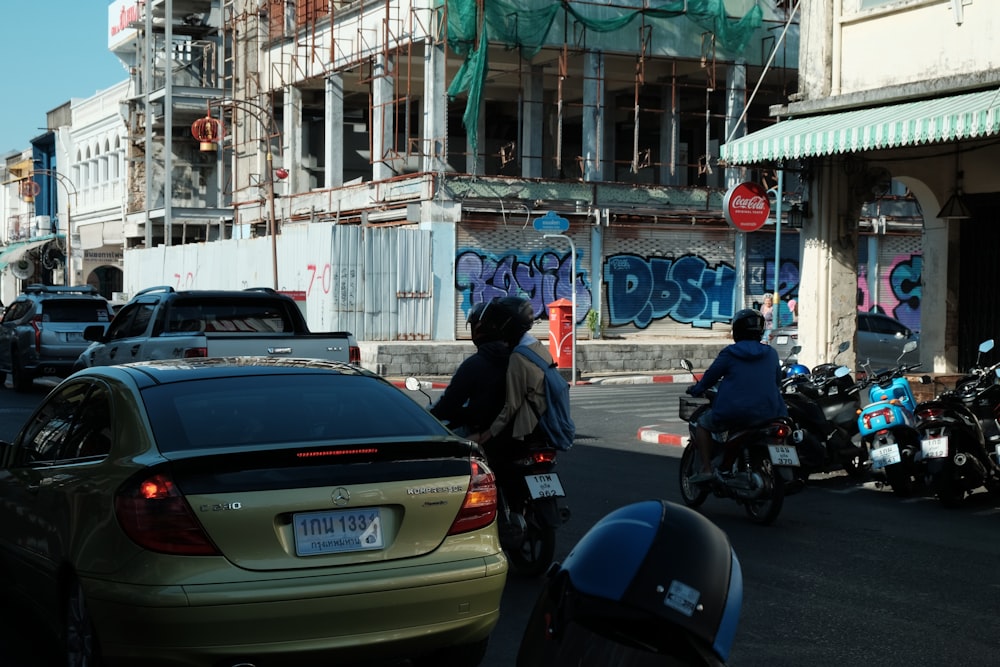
[686,308,786,483]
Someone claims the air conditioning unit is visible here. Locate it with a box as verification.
[33,215,52,235]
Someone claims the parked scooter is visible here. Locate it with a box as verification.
[404,377,568,575]
[855,340,930,496]
[781,342,867,478]
[676,360,801,525]
[915,339,1000,507]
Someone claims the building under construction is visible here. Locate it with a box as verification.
[121,0,838,342]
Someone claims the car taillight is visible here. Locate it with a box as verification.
[183,347,208,358]
[862,406,895,430]
[31,315,42,352]
[115,472,220,556]
[349,345,361,365]
[915,407,945,421]
[447,459,497,536]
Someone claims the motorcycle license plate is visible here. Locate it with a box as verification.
[870,443,901,469]
[525,473,565,499]
[921,436,948,459]
[768,444,800,467]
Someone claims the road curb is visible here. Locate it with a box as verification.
[637,425,688,447]
[590,372,697,386]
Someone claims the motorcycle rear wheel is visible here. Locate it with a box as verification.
[678,444,709,507]
[506,511,556,577]
[743,455,784,526]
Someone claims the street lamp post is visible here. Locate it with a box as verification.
[31,168,78,286]
[193,99,283,289]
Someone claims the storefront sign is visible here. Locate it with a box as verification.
[723,182,770,232]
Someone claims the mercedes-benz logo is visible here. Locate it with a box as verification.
[331,487,350,506]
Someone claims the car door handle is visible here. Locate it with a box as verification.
[109,347,117,359]
[131,345,140,356]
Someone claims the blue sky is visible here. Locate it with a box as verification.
[0,3,126,154]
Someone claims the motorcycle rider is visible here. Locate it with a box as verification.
[468,296,554,488]
[686,308,787,483]
[429,300,511,437]
[516,499,743,666]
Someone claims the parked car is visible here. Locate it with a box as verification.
[0,284,114,391]
[769,311,920,370]
[0,357,506,667]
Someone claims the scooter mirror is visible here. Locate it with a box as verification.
[834,366,851,378]
[979,339,995,354]
[680,359,693,372]
[903,340,918,354]
[404,376,422,391]
[837,341,850,354]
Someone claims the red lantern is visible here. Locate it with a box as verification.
[274,167,289,180]
[192,114,223,151]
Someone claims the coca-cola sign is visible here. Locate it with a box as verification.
[723,182,770,232]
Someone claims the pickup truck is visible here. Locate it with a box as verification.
[75,286,359,369]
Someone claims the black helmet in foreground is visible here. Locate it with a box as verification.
[731,308,766,342]
[480,296,535,345]
[517,500,742,667]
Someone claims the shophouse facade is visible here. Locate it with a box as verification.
[722,0,1000,373]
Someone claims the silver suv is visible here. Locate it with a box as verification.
[0,284,114,391]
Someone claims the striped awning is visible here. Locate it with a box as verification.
[0,235,59,270]
[721,88,1000,165]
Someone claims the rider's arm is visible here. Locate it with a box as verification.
[689,350,730,395]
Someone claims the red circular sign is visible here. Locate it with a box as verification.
[723,182,770,232]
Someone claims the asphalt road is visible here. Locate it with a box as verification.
[2,380,999,666]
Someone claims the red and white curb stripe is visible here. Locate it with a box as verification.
[637,425,689,447]
[594,372,698,385]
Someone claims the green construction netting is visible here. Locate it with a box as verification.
[446,0,764,157]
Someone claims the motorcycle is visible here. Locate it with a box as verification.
[404,377,568,576]
[855,340,930,496]
[914,339,1000,507]
[781,342,868,478]
[676,360,801,526]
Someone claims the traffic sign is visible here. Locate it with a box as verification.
[532,211,570,233]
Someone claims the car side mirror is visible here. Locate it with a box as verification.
[0,441,11,468]
[83,324,106,342]
[920,375,932,385]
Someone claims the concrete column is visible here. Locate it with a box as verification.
[724,61,747,310]
[372,53,395,183]
[660,82,682,185]
[283,85,303,193]
[582,51,604,182]
[798,163,860,370]
[422,37,448,174]
[325,73,344,188]
[919,189,957,373]
[521,64,544,178]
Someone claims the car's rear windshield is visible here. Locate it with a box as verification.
[41,300,111,323]
[165,297,293,333]
[141,373,449,453]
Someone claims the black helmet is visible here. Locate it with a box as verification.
[731,308,765,342]
[466,301,498,345]
[481,296,534,345]
[517,500,742,667]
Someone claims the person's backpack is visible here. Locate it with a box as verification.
[514,344,576,451]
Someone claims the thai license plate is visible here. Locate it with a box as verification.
[921,436,948,459]
[65,332,84,342]
[525,473,565,499]
[768,444,800,467]
[776,335,789,345]
[293,508,383,557]
[870,443,901,469]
